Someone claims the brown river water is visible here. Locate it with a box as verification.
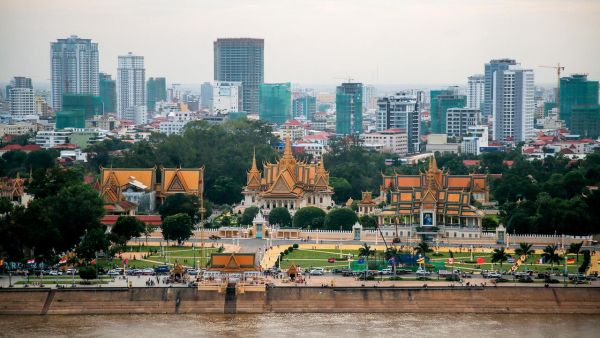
[0,313,598,337]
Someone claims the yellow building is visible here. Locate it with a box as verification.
[378,157,487,229]
[241,138,333,215]
[99,166,204,214]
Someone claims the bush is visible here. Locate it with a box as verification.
[79,266,97,280]
[288,246,294,252]
[293,243,299,249]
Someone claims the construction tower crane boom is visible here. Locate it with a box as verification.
[538,63,565,116]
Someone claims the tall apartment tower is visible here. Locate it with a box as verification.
[376,91,422,153]
[336,82,363,135]
[99,73,116,113]
[8,76,35,119]
[214,38,264,114]
[492,65,535,143]
[259,83,292,124]
[200,82,214,110]
[467,74,484,110]
[50,35,99,110]
[559,74,599,129]
[147,77,167,112]
[430,88,466,134]
[484,59,517,116]
[117,53,146,124]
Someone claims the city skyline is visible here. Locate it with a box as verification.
[1,0,600,86]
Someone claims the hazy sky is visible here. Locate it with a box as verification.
[1,0,599,87]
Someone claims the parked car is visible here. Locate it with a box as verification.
[142,268,155,275]
[486,271,502,278]
[545,277,560,284]
[107,270,120,276]
[396,269,412,275]
[379,268,392,275]
[309,268,324,276]
[518,276,533,283]
[154,266,170,275]
[187,269,199,276]
[416,269,430,277]
[48,270,62,276]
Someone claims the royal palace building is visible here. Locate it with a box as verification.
[241,138,334,215]
[378,157,488,234]
[99,166,204,214]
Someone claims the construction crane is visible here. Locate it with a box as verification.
[539,63,565,115]
[333,76,355,83]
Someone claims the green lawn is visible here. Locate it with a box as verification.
[278,248,583,273]
[99,246,220,269]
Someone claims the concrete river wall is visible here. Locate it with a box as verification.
[1,287,599,315]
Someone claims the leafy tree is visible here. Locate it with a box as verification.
[25,150,57,172]
[541,245,561,270]
[111,216,146,246]
[491,247,509,270]
[330,177,352,204]
[324,207,358,230]
[220,215,231,227]
[209,176,242,205]
[159,193,199,220]
[268,207,291,227]
[76,226,110,261]
[413,241,432,255]
[79,265,98,280]
[26,167,83,199]
[358,214,378,228]
[162,213,193,245]
[292,207,326,229]
[481,216,499,231]
[240,206,260,225]
[568,242,584,264]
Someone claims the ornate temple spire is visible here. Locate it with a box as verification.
[317,156,326,173]
[428,155,439,173]
[251,147,259,172]
[279,137,297,169]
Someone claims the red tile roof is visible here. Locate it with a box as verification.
[463,160,480,166]
[100,214,162,226]
[0,144,42,152]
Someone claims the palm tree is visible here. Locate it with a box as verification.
[384,247,398,261]
[413,241,432,255]
[491,248,509,271]
[542,245,561,270]
[514,242,534,257]
[568,242,584,264]
[359,243,373,257]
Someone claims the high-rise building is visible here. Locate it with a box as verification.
[214,38,264,114]
[492,65,535,143]
[117,53,146,123]
[7,77,35,120]
[461,125,489,155]
[446,107,481,138]
[55,94,103,129]
[200,82,214,110]
[146,77,167,112]
[99,73,116,113]
[559,74,599,130]
[259,83,291,124]
[50,35,99,110]
[571,106,600,138]
[484,59,517,116]
[336,82,363,135]
[430,89,466,134]
[376,91,422,153]
[292,95,316,120]
[212,81,241,115]
[467,74,484,110]
[363,85,376,109]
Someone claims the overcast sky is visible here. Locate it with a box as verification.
[1,0,599,88]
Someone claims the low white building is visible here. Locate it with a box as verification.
[425,134,460,154]
[35,130,71,148]
[360,129,408,155]
[461,125,489,155]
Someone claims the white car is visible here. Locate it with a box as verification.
[416,269,431,276]
[142,268,155,275]
[107,270,120,276]
[309,268,324,276]
[380,268,392,275]
[486,271,502,278]
[187,269,199,276]
[49,270,62,276]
